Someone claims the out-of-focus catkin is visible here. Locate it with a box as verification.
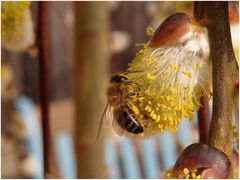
[2,2,35,52]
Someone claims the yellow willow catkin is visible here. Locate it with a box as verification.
[125,25,212,135]
[2,1,35,52]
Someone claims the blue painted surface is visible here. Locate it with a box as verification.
[139,137,160,178]
[104,138,121,179]
[193,111,198,125]
[54,131,76,178]
[158,132,177,169]
[16,96,43,178]
[177,118,194,148]
[119,137,141,178]
[15,96,196,179]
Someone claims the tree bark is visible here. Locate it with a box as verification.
[74,2,109,178]
[195,1,238,177]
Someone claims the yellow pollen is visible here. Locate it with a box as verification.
[196,175,201,179]
[150,110,155,117]
[194,63,198,69]
[194,62,203,69]
[192,173,196,179]
[131,104,139,115]
[160,96,165,101]
[169,87,176,93]
[182,71,193,78]
[198,62,203,68]
[183,168,189,175]
[145,105,149,111]
[170,63,179,70]
[163,72,169,77]
[146,25,154,36]
[163,114,167,120]
[148,106,152,112]
[166,96,171,101]
[166,172,171,178]
[147,73,155,80]
[152,114,157,120]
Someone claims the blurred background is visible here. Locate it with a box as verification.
[1,1,227,179]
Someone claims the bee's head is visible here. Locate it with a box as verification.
[110,73,131,84]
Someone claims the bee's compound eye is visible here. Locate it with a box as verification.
[111,74,129,83]
[120,75,129,82]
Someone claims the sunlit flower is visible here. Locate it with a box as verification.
[2,1,35,52]
[126,13,212,134]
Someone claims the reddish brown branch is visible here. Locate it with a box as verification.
[37,2,53,177]
[197,97,210,144]
[194,2,211,144]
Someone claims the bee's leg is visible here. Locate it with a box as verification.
[129,81,141,92]
[126,101,133,108]
[126,101,140,116]
[127,92,136,99]
[124,80,133,85]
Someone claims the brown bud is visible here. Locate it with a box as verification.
[173,143,231,179]
[149,13,192,48]
[229,2,239,24]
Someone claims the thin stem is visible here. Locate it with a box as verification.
[38,2,52,177]
[194,2,211,145]
[197,97,210,144]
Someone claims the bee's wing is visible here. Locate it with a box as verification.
[112,118,124,137]
[96,104,112,140]
[104,105,114,127]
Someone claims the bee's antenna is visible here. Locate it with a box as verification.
[96,104,109,141]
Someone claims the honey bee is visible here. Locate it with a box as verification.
[97,72,152,139]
